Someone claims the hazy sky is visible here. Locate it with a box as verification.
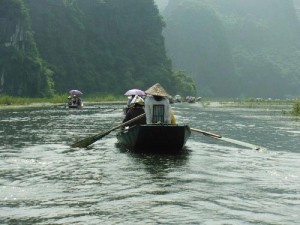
[154,0,169,11]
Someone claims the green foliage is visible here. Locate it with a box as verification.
[291,101,300,116]
[0,95,57,105]
[1,0,174,97]
[3,0,300,99]
[22,0,174,96]
[0,94,125,106]
[0,0,54,97]
[172,70,196,96]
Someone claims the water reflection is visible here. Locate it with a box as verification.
[117,145,190,177]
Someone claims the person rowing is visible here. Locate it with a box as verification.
[122,95,146,128]
[144,83,176,124]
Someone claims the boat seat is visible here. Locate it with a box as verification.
[152,104,164,123]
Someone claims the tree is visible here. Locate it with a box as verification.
[172,70,196,96]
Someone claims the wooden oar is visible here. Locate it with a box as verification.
[190,128,265,151]
[71,113,145,148]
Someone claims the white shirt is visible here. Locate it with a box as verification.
[144,95,171,124]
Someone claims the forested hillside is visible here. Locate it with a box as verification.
[0,0,54,97]
[3,0,299,99]
[163,0,300,98]
[154,0,168,11]
[1,0,193,97]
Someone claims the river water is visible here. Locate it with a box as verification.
[0,102,299,225]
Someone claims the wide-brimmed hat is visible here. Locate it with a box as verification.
[145,83,169,97]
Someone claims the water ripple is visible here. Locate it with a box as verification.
[0,103,299,224]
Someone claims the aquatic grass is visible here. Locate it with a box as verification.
[84,94,124,102]
[282,100,300,117]
[291,101,300,116]
[0,94,125,106]
[0,95,36,105]
[0,95,68,105]
[235,98,291,104]
[223,98,295,109]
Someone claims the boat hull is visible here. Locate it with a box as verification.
[116,124,191,153]
[68,104,83,109]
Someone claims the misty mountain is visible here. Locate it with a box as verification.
[163,0,300,98]
[154,0,169,11]
[1,0,185,97]
[2,0,299,99]
[0,0,54,97]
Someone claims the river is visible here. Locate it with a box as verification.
[0,102,299,224]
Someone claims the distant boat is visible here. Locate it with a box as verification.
[67,96,83,109]
[116,124,191,153]
[174,94,182,103]
[68,90,83,109]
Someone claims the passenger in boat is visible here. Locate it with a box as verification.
[72,95,77,105]
[122,96,146,127]
[76,96,82,106]
[171,111,176,124]
[127,95,135,107]
[144,83,175,124]
[67,96,72,107]
[72,95,82,106]
[124,95,135,114]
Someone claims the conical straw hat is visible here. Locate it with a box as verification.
[145,83,169,97]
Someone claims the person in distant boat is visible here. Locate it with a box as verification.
[72,94,82,106]
[122,96,146,127]
[67,96,72,107]
[144,83,175,124]
[76,96,82,106]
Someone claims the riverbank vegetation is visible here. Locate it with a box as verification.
[0,95,125,106]
[201,98,300,117]
[291,101,300,116]
[230,98,296,107]
[2,94,298,110]
[2,0,196,98]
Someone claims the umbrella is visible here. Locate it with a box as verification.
[69,89,83,95]
[124,89,145,96]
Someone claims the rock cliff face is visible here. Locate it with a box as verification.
[6,21,25,49]
[1,0,174,97]
[0,0,32,51]
[21,0,174,95]
[0,19,27,93]
[0,0,53,97]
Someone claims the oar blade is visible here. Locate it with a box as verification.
[71,130,111,148]
[191,127,266,151]
[219,137,264,151]
[70,113,146,148]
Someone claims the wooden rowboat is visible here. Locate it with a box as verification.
[116,124,191,153]
[68,104,83,109]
